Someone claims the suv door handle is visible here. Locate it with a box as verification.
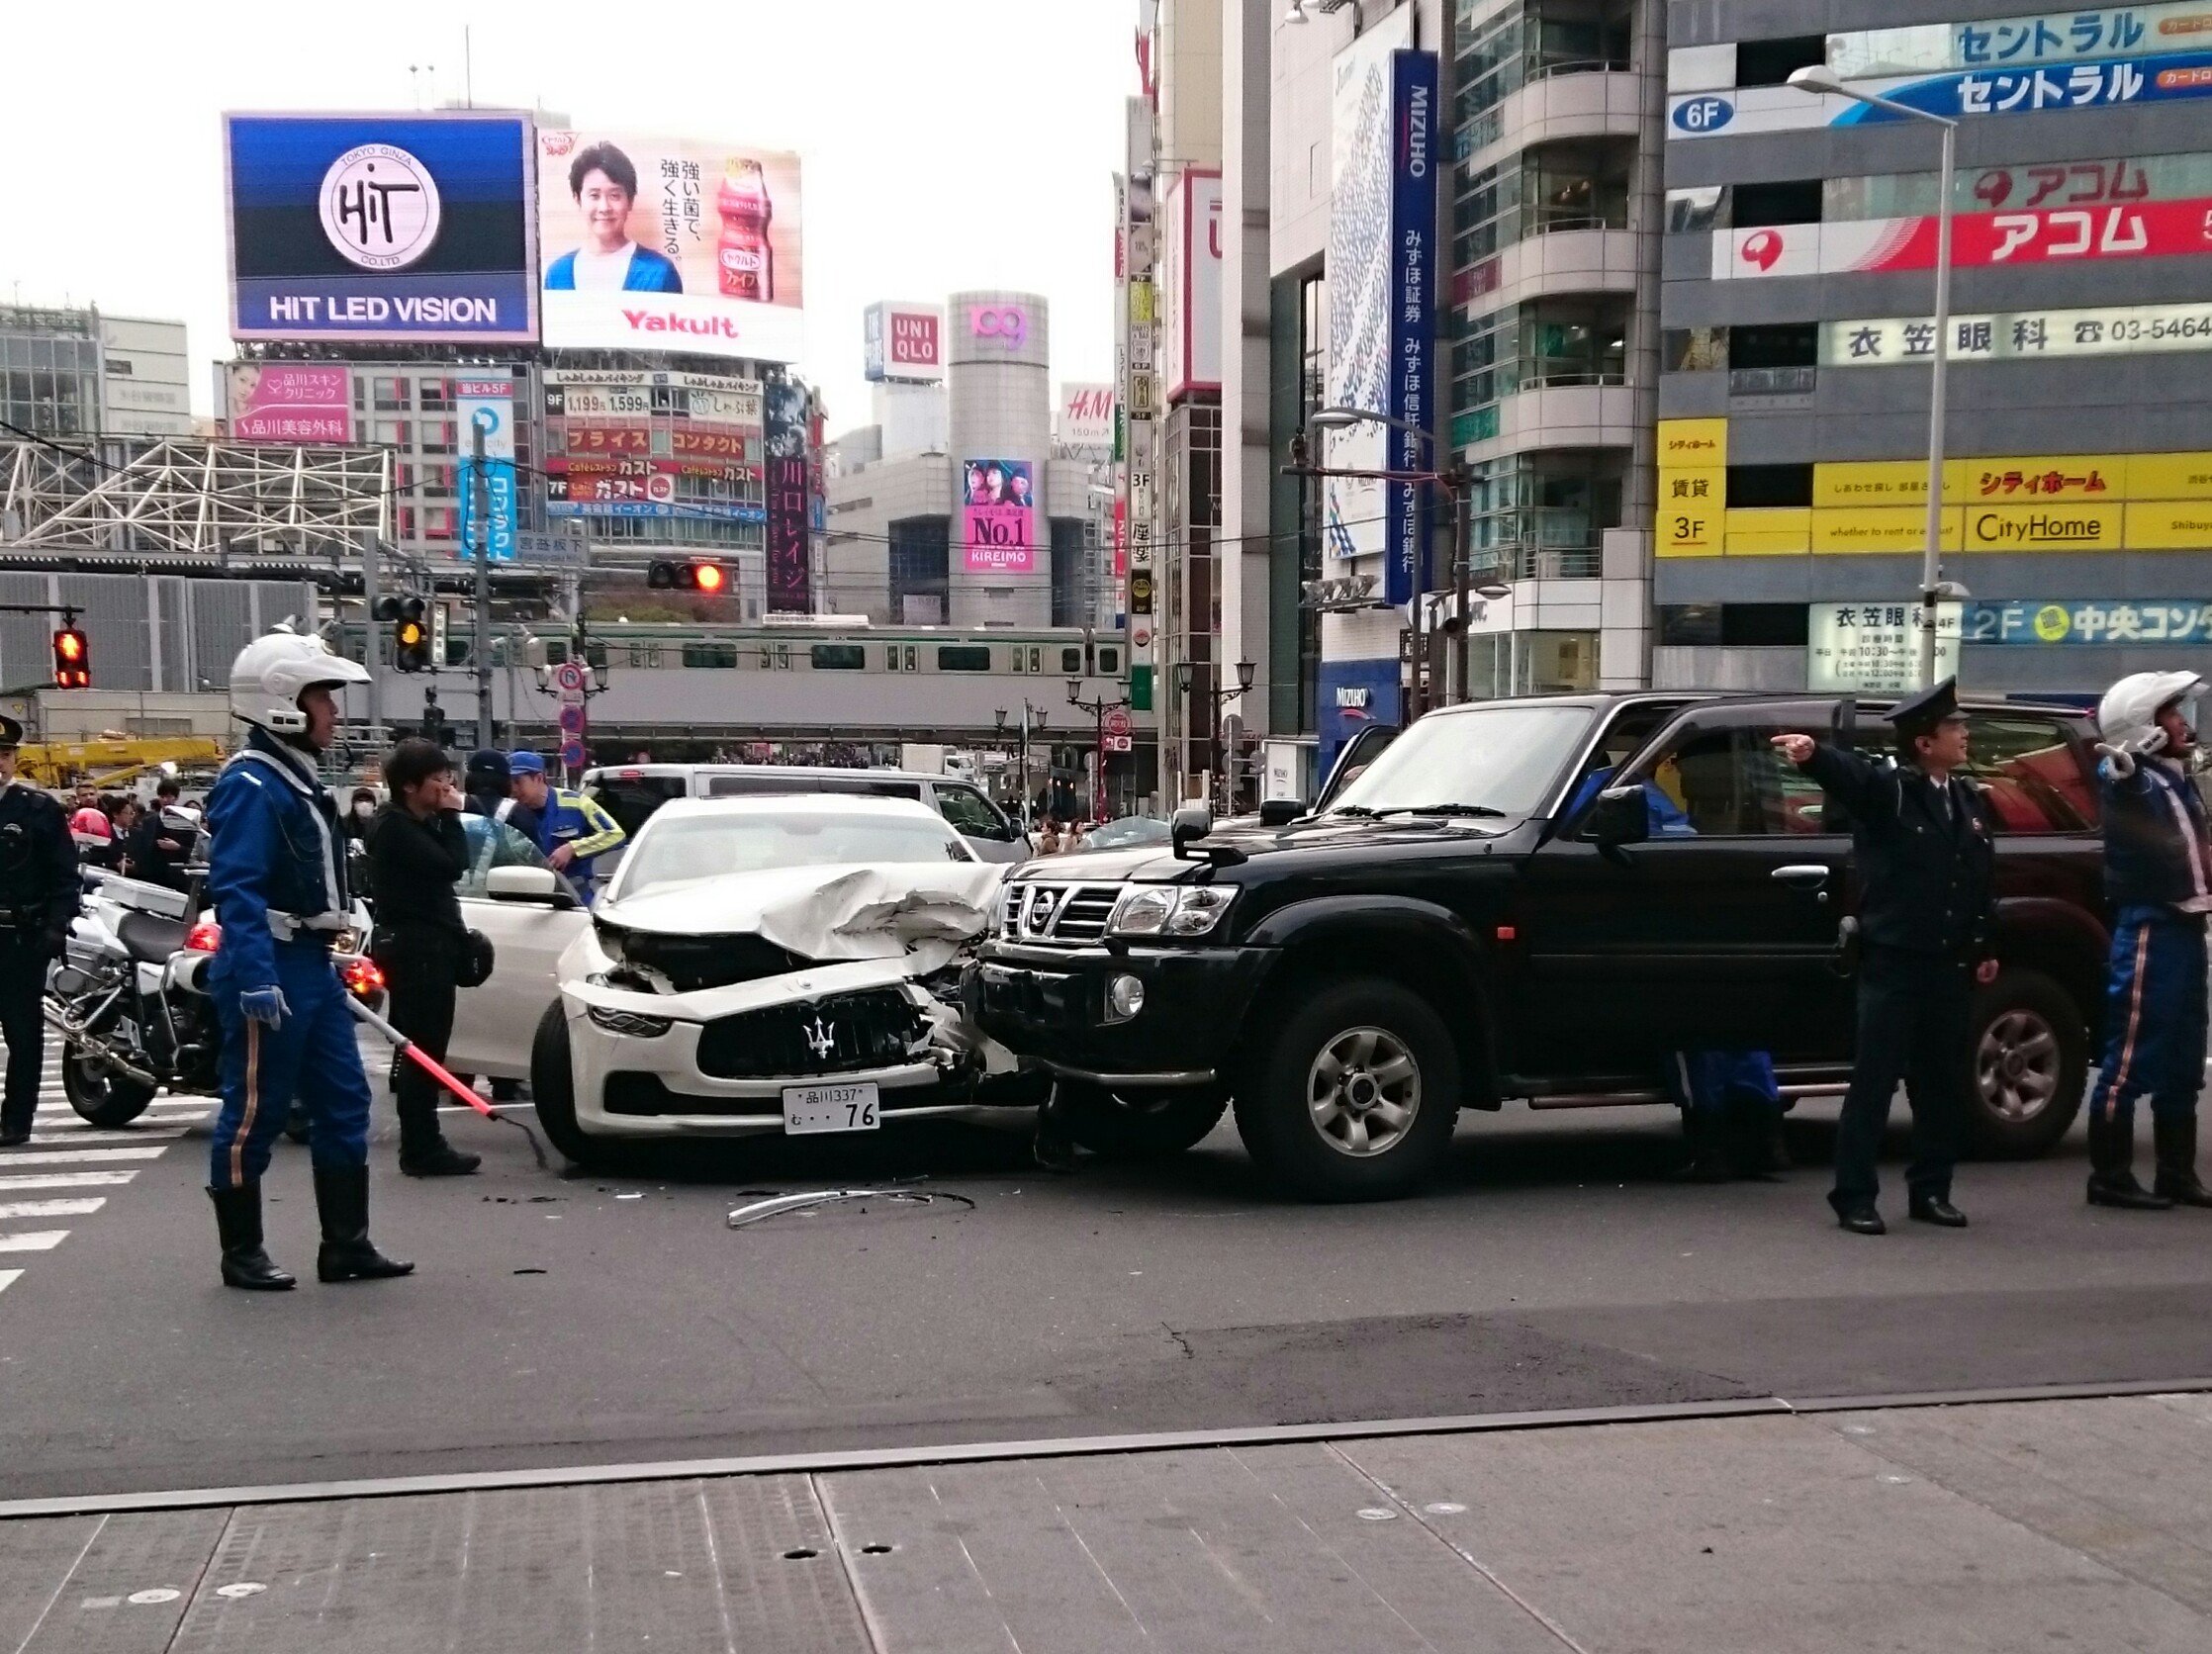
[1771,865,1831,887]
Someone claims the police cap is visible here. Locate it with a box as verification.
[0,714,22,748]
[1884,676,1968,742]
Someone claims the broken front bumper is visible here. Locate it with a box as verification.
[563,956,1026,1137]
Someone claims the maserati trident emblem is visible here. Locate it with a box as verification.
[804,1016,836,1060]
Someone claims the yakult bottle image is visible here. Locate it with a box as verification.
[717,159,773,302]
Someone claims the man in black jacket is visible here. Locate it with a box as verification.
[364,740,481,1177]
[1774,678,1997,1235]
[0,716,77,1147]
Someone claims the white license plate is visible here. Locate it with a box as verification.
[782,1081,881,1135]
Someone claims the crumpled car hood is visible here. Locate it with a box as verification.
[598,862,1007,977]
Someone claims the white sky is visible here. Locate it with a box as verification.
[4,0,1133,431]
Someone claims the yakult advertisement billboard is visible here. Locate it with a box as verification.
[224,112,537,343]
[535,129,804,362]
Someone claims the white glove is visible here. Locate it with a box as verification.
[2094,742,2137,780]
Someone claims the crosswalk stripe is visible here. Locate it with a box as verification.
[0,1198,103,1220]
[0,1270,19,1296]
[25,1129,186,1146]
[0,1231,67,1252]
[0,1170,141,1189]
[0,1148,168,1165]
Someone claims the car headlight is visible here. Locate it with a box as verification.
[587,1005,674,1038]
[1108,884,1238,939]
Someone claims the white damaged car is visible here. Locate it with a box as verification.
[529,794,1038,1165]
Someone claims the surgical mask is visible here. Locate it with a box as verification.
[352,801,374,819]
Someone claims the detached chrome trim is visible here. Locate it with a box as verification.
[1036,1062,1218,1087]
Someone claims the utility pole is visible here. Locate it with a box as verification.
[358,527,381,741]
[471,418,493,749]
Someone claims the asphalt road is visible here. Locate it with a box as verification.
[2,1077,2209,1504]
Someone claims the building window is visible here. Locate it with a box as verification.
[371,419,411,447]
[372,377,410,412]
[422,505,457,541]
[421,420,459,454]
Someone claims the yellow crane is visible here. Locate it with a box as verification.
[15,735,228,791]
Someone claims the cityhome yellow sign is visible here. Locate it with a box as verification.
[1656,423,2212,558]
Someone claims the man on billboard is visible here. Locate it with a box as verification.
[544,143,684,294]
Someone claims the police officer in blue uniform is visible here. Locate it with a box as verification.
[2083,671,2212,1210]
[0,716,77,1148]
[1775,679,1997,1235]
[202,632,412,1291]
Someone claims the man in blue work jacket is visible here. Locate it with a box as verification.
[507,751,624,903]
[202,632,413,1291]
[2085,670,2212,1210]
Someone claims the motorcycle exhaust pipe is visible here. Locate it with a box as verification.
[42,1001,161,1091]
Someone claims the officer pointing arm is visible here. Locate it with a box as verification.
[1770,680,1996,1235]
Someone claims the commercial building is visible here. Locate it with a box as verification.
[1146,0,1666,800]
[1658,2,2212,693]
[1,305,193,440]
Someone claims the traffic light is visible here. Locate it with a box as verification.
[51,626,89,689]
[380,596,431,673]
[647,559,728,594]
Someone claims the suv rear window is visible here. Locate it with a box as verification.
[585,774,690,838]
[1961,714,2097,833]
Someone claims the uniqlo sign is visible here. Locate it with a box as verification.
[864,302,943,382]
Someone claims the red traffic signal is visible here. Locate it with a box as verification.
[647,559,729,594]
[51,627,89,689]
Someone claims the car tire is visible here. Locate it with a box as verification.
[1055,1080,1228,1159]
[1966,967,2086,1159]
[529,1001,607,1169]
[1233,978,1460,1202]
[60,1043,156,1129]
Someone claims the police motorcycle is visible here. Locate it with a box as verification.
[45,814,386,1127]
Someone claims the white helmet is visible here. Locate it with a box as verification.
[229,631,371,735]
[2097,670,2204,756]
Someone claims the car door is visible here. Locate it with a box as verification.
[929,781,1028,863]
[445,817,592,1080]
[1511,699,1856,1073]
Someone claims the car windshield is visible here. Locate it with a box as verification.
[1325,704,1595,819]
[613,810,971,900]
[1079,816,1170,850]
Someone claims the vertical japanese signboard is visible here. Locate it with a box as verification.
[1386,46,1439,608]
[764,379,811,611]
[457,378,517,564]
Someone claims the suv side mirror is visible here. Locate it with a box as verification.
[1584,785,1649,848]
[1169,803,1214,859]
[1256,798,1302,828]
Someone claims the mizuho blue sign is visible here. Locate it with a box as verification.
[1386,47,1440,609]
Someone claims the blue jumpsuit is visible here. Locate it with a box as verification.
[2088,756,2211,1134]
[203,729,375,1188]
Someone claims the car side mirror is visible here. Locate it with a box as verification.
[1256,798,1302,828]
[1169,803,1214,860]
[1584,785,1650,848]
[486,865,575,908]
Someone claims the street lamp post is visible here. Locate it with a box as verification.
[1789,64,1957,688]
[1170,660,1255,810]
[1289,407,1504,710]
[1066,678,1133,820]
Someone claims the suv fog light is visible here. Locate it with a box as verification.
[1105,973,1147,1023]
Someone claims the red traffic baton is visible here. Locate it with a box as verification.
[345,992,550,1167]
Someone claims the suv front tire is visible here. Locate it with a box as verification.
[1234,978,1460,1201]
[1966,967,2086,1158]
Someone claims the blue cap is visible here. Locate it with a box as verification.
[507,751,548,777]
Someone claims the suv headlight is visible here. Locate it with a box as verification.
[1108,884,1238,939]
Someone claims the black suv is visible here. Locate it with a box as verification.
[968,693,2110,1201]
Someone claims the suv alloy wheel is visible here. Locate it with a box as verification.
[1964,967,2086,1158]
[1233,978,1461,1201]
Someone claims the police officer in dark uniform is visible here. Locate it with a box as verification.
[1774,678,1997,1235]
[0,716,77,1148]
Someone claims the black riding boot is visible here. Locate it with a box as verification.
[1674,1109,1732,1182]
[313,1165,415,1282]
[207,1184,295,1291]
[2086,1112,2171,1210]
[397,1092,481,1178]
[2154,1116,2212,1207]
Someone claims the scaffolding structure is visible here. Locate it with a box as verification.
[0,437,391,563]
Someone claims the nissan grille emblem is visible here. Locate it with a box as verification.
[1025,885,1060,936]
[804,1017,836,1060]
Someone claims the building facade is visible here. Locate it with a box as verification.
[1659,1,2212,694]
[1,306,193,441]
